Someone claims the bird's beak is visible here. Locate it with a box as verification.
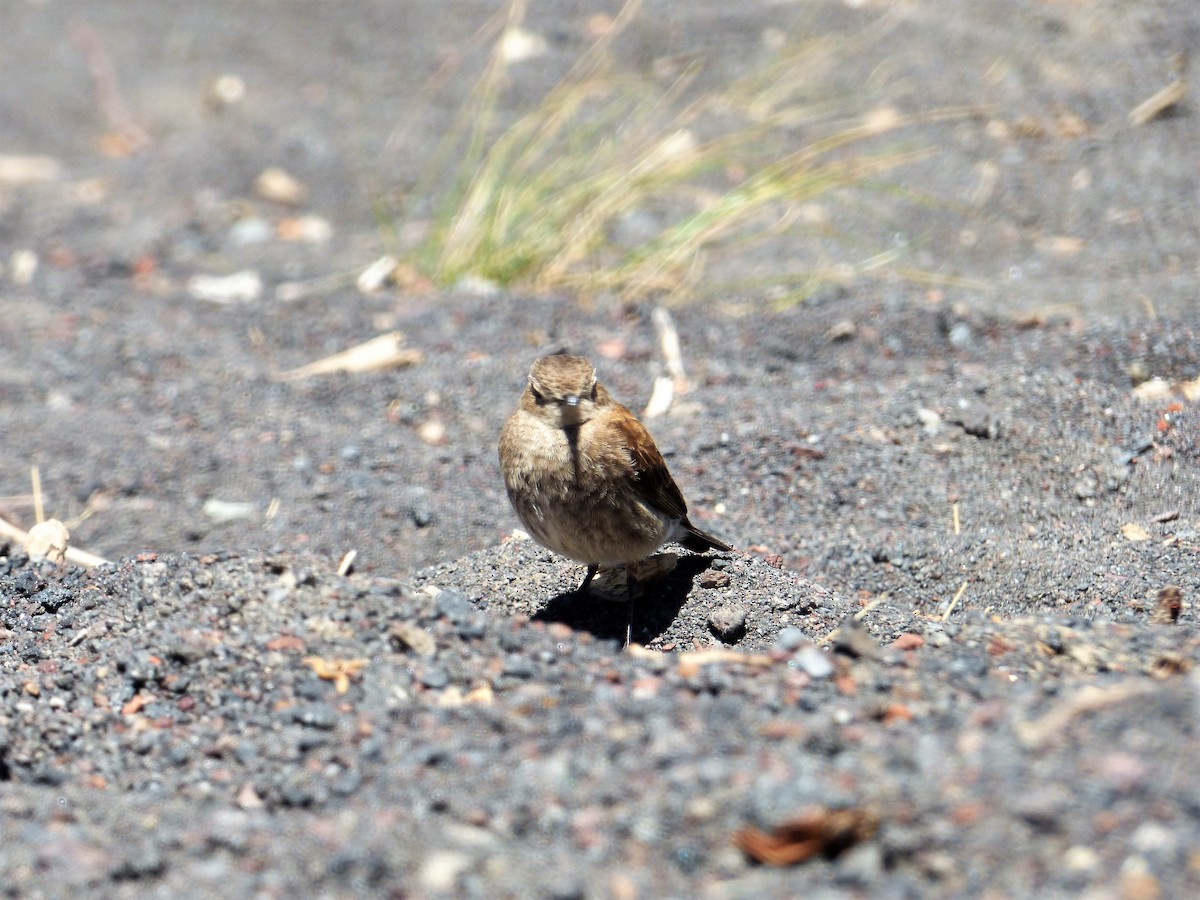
[564,394,580,407]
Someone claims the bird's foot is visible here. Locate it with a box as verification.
[576,563,599,596]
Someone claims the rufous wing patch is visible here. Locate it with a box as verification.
[608,403,689,521]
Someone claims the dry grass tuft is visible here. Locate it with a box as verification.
[392,0,973,302]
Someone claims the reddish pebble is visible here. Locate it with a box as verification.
[951,802,983,825]
[266,634,306,652]
[890,633,925,651]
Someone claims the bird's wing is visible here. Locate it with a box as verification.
[607,403,690,521]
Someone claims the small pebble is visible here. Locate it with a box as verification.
[417,420,447,445]
[1062,845,1100,875]
[277,214,332,244]
[774,626,809,652]
[435,590,475,624]
[417,851,471,893]
[255,166,308,205]
[916,407,942,435]
[708,604,748,643]
[1130,821,1177,859]
[795,646,834,679]
[825,319,857,342]
[406,486,435,528]
[949,397,997,438]
[835,842,883,885]
[289,704,338,730]
[833,619,884,659]
[890,633,925,651]
[947,321,974,349]
[501,655,536,679]
[390,621,437,657]
[227,217,273,246]
[187,271,262,304]
[420,667,451,689]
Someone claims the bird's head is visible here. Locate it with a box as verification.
[524,354,603,428]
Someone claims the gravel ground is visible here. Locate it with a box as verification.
[3,293,1198,898]
[3,1,1200,897]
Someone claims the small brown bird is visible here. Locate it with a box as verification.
[499,354,731,644]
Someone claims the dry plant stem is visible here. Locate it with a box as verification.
[416,2,525,261]
[1017,680,1163,749]
[641,377,674,420]
[652,307,688,390]
[612,145,938,300]
[729,7,905,120]
[624,571,635,649]
[942,581,968,621]
[531,68,705,285]
[277,332,424,380]
[31,465,44,525]
[1128,80,1186,126]
[413,0,980,299]
[673,649,774,676]
[443,8,519,253]
[68,20,151,151]
[0,516,110,568]
[440,1,651,282]
[1138,293,1159,319]
[385,5,514,156]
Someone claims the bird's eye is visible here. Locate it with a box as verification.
[530,386,547,404]
[589,382,597,401]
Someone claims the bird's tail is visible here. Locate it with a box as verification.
[680,520,733,554]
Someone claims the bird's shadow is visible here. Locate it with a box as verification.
[533,553,718,645]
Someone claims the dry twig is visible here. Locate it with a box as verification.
[1017,680,1162,749]
[69,21,152,152]
[1128,80,1186,127]
[277,332,424,380]
[0,516,110,568]
[942,581,968,621]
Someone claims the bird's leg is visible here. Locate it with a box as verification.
[624,568,637,648]
[577,563,598,595]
